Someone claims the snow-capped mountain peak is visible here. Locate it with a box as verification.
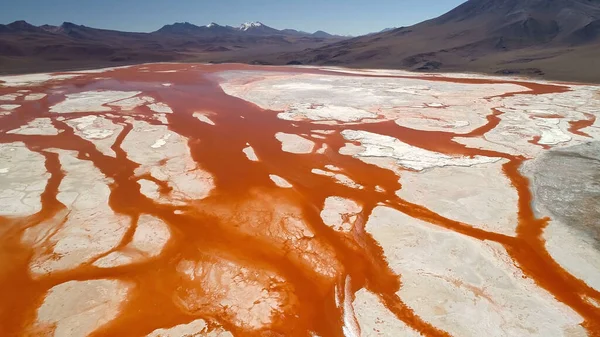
[206,22,218,28]
[239,22,264,31]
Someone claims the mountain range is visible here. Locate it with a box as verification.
[276,0,600,82]
[0,20,345,74]
[155,21,345,38]
[1,0,600,82]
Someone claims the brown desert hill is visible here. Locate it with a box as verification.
[0,20,343,74]
[2,1,599,82]
[312,30,346,38]
[0,21,175,73]
[275,0,600,83]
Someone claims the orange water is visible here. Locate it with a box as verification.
[0,64,598,337]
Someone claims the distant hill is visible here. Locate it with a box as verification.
[280,28,311,36]
[153,21,341,38]
[311,30,349,39]
[276,0,600,83]
[379,27,395,33]
[0,20,345,74]
[0,20,42,33]
[155,22,226,35]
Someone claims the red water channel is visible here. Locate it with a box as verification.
[0,63,598,337]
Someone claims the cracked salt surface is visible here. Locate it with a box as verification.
[275,132,315,154]
[543,219,600,293]
[320,197,361,232]
[396,160,519,236]
[146,319,233,337]
[0,142,49,216]
[278,104,377,123]
[340,130,500,171]
[138,179,161,201]
[0,93,21,100]
[147,102,173,114]
[93,214,171,268]
[50,90,141,113]
[33,279,131,337]
[108,95,154,110]
[176,257,291,329]
[24,93,47,101]
[2,64,599,336]
[65,116,123,157]
[7,118,59,136]
[354,289,421,336]
[365,206,586,337]
[121,120,214,202]
[0,104,21,110]
[456,86,600,157]
[219,71,523,129]
[312,168,363,190]
[23,150,130,276]
[151,134,172,149]
[0,73,80,87]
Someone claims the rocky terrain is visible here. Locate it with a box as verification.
[276,0,600,83]
[0,63,598,336]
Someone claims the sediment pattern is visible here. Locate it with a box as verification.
[0,64,599,337]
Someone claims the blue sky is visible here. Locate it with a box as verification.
[0,0,465,36]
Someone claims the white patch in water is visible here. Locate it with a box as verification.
[0,104,21,110]
[193,112,215,125]
[269,174,292,188]
[243,145,259,162]
[147,102,173,114]
[50,90,141,114]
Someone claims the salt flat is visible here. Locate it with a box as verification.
[0,63,599,337]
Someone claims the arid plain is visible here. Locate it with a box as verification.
[0,63,599,337]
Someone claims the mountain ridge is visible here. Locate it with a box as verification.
[0,19,345,74]
[0,19,344,40]
[1,0,600,82]
[274,0,600,82]
[154,20,345,38]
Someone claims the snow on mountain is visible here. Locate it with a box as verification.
[152,20,343,39]
[238,22,264,31]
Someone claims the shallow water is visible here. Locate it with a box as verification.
[0,63,598,337]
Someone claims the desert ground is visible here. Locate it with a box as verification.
[0,63,599,337]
